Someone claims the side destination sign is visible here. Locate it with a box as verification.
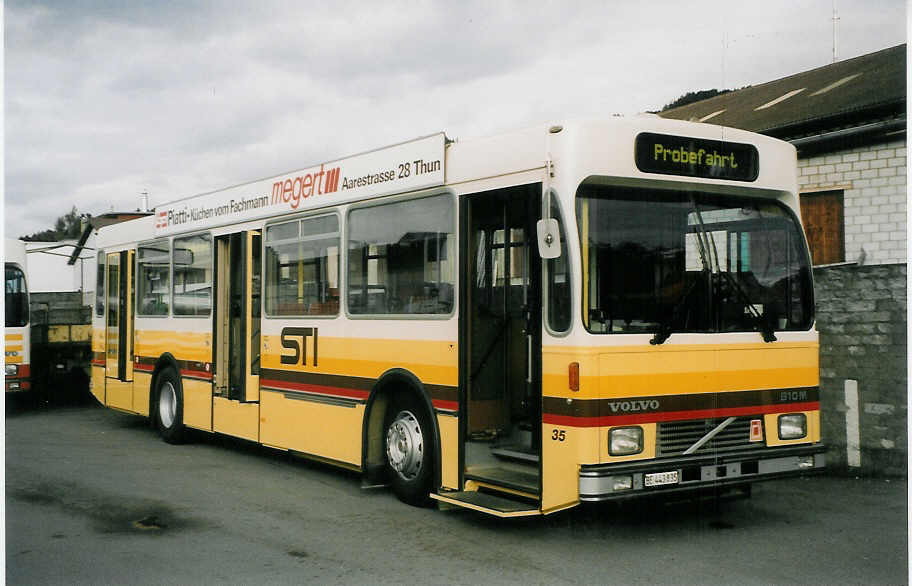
[155,133,446,235]
[634,132,759,182]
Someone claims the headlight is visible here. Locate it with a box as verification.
[778,414,807,440]
[5,364,18,376]
[609,426,643,456]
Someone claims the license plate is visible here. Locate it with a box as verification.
[644,471,679,487]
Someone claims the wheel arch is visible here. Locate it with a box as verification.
[148,352,181,421]
[361,368,441,489]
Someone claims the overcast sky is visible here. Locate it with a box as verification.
[2,1,906,239]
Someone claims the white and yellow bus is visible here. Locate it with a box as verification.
[91,118,824,516]
[5,238,31,393]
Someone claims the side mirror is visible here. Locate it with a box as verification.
[536,218,561,259]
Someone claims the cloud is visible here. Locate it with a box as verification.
[4,0,906,238]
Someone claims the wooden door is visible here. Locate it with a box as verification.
[800,191,844,265]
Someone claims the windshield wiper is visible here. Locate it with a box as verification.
[650,277,702,345]
[649,322,673,346]
[651,195,713,345]
[689,196,775,344]
[716,269,777,342]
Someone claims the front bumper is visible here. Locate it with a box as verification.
[579,444,826,501]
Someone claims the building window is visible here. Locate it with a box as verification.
[799,190,844,265]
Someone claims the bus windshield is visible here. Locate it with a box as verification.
[577,184,813,337]
[5,264,29,327]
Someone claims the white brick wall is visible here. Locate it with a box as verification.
[797,139,907,265]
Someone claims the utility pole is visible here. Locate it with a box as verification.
[832,2,840,63]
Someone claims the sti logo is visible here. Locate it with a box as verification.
[156,211,168,229]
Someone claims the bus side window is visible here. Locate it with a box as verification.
[172,234,212,317]
[546,197,570,333]
[96,251,105,317]
[347,194,454,316]
[137,240,170,316]
[265,215,340,317]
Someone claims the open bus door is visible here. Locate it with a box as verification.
[212,230,261,441]
[434,183,543,516]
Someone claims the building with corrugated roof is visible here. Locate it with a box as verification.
[663,44,906,266]
[662,44,907,476]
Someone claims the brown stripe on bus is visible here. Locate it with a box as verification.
[542,387,819,419]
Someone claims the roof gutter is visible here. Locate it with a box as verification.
[789,118,906,149]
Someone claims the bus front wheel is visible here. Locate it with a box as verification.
[385,399,433,506]
[155,367,186,444]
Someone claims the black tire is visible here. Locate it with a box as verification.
[384,396,434,506]
[155,367,186,444]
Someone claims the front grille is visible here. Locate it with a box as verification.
[656,416,765,457]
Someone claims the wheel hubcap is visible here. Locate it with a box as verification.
[386,410,423,481]
[159,382,176,428]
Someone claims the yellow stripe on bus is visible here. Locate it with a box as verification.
[134,330,213,363]
[261,335,458,386]
[92,328,105,353]
[542,341,818,398]
[127,330,460,387]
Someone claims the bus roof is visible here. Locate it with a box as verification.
[4,238,28,268]
[96,117,797,247]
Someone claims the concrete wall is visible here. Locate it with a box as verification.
[797,137,907,477]
[797,138,907,265]
[814,263,907,476]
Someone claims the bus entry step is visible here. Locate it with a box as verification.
[430,491,540,517]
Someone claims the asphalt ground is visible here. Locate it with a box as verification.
[4,399,908,585]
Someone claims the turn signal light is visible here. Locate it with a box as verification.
[569,362,579,392]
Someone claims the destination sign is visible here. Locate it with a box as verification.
[634,132,759,182]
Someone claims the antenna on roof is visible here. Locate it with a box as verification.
[831,1,840,63]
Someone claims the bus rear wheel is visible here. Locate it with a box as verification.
[155,367,186,444]
[385,399,433,506]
